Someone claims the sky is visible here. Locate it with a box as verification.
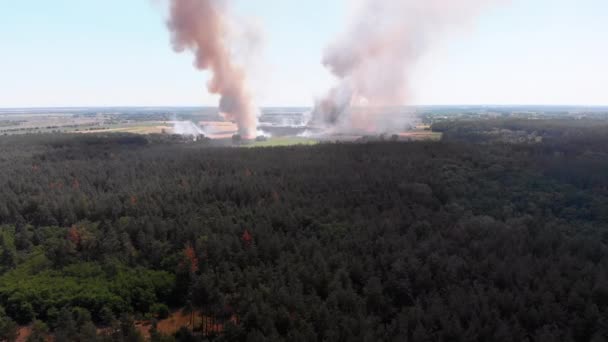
[0,0,606,108]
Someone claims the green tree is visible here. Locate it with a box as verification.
[0,306,18,342]
[151,303,170,320]
[99,306,116,326]
[54,307,77,342]
[27,320,49,342]
[0,236,16,270]
[77,321,98,342]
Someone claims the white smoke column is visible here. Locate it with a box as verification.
[311,0,499,132]
[165,0,258,138]
[173,121,206,136]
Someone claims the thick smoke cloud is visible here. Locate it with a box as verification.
[310,0,498,132]
[165,0,258,138]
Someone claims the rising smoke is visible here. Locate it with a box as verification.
[172,120,206,136]
[310,0,498,133]
[164,0,258,138]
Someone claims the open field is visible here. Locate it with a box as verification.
[397,130,443,141]
[246,136,318,147]
[78,122,171,135]
[0,108,220,135]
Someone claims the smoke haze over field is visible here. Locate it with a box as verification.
[310,0,499,133]
[172,120,206,136]
[165,0,258,138]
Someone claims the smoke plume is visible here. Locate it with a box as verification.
[310,0,498,132]
[172,120,206,136]
[165,0,258,138]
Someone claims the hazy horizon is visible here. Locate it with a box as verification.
[2,104,608,111]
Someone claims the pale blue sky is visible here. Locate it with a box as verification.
[0,0,606,107]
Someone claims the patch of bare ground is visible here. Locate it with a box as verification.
[135,309,229,339]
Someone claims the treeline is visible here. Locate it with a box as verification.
[0,130,607,341]
[432,118,608,145]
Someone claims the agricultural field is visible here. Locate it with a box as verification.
[246,137,318,148]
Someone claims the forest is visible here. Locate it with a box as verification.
[0,120,607,341]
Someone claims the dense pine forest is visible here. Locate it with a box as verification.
[0,120,608,341]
